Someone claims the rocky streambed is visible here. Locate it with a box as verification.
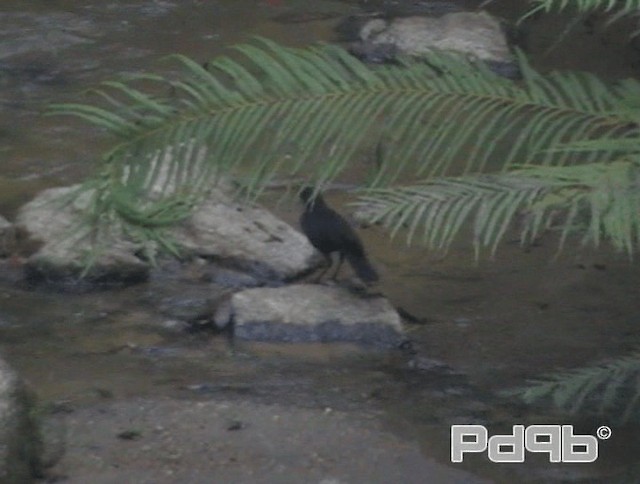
[2,0,640,482]
[2,178,639,483]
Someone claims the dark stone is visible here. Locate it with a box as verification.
[235,319,405,348]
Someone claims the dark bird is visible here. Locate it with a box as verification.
[299,187,378,283]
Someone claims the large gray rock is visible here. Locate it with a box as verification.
[171,190,318,281]
[15,184,318,284]
[351,11,518,77]
[0,355,40,482]
[230,284,404,347]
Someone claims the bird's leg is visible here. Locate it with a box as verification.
[330,252,344,280]
[314,254,333,283]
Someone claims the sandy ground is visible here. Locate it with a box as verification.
[46,398,487,484]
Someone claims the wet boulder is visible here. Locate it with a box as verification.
[15,184,318,286]
[0,355,41,482]
[229,284,405,348]
[170,189,319,281]
[15,185,149,285]
[347,11,519,78]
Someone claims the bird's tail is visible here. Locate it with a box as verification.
[346,252,378,283]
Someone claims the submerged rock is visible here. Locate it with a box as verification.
[270,11,343,24]
[346,11,519,78]
[230,284,404,347]
[0,215,14,257]
[0,13,95,62]
[15,184,318,286]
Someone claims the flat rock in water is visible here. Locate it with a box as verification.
[231,284,404,347]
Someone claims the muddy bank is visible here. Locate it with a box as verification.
[47,397,489,484]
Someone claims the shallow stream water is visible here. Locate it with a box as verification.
[1,0,640,482]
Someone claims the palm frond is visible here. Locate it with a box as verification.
[50,39,638,205]
[504,350,640,424]
[353,158,640,256]
[521,0,640,38]
[523,0,640,17]
[522,158,640,255]
[353,175,546,257]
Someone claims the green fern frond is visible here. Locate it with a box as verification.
[353,176,546,256]
[50,39,639,206]
[525,158,640,255]
[353,158,640,256]
[48,39,640,260]
[504,351,640,424]
[522,0,640,38]
[523,0,640,18]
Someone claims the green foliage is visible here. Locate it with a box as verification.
[49,22,640,429]
[51,39,640,257]
[505,349,640,424]
[354,158,640,257]
[354,173,548,257]
[524,0,640,16]
[521,0,640,37]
